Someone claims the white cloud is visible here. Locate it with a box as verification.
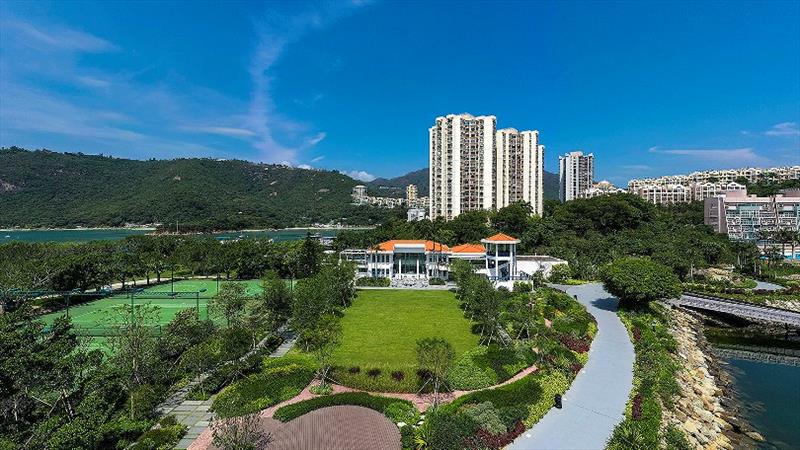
[181,126,256,138]
[765,122,800,137]
[297,164,313,170]
[310,155,325,163]
[246,4,365,163]
[344,170,376,182]
[648,146,771,165]
[306,132,327,146]
[3,18,118,53]
[76,75,112,89]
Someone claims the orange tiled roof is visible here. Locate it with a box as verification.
[451,243,486,254]
[372,240,450,252]
[483,232,519,242]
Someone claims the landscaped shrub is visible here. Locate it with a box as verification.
[129,415,187,450]
[429,277,446,285]
[424,409,478,450]
[384,401,420,424]
[272,392,417,423]
[663,425,693,450]
[446,344,533,390]
[367,368,381,378]
[400,424,416,450]
[309,384,332,395]
[212,355,315,418]
[185,335,282,400]
[558,335,591,353]
[355,277,391,287]
[608,304,683,449]
[391,370,405,381]
[462,402,506,434]
[631,393,643,419]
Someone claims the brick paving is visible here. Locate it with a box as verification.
[192,406,400,450]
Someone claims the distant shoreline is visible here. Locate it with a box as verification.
[0,227,156,232]
[1,225,373,232]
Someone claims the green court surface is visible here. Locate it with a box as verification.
[41,279,266,332]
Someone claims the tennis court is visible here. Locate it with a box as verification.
[40,278,267,331]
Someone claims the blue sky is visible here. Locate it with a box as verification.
[1,0,798,184]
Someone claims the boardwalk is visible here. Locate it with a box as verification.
[674,293,800,327]
[508,283,634,450]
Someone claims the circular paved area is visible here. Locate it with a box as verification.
[206,406,400,450]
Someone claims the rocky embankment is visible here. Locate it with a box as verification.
[766,299,800,313]
[667,308,763,450]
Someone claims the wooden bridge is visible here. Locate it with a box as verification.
[669,292,800,327]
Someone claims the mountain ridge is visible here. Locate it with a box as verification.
[0,147,389,229]
[368,167,560,200]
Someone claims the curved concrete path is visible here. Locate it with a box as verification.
[754,280,784,291]
[509,283,634,450]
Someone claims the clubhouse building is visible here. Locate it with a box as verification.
[341,233,566,282]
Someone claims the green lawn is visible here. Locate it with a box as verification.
[332,289,479,368]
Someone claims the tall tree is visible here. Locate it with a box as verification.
[416,337,454,407]
[210,282,249,327]
[600,257,681,306]
[305,314,342,387]
[106,304,162,420]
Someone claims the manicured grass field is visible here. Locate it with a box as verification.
[40,278,266,330]
[332,289,479,369]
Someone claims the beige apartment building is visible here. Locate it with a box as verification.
[558,151,594,202]
[496,129,545,215]
[429,113,544,220]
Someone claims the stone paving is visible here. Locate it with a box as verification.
[172,399,216,449]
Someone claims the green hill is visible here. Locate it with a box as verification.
[368,167,560,200]
[0,147,389,229]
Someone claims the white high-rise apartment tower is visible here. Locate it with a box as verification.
[429,113,545,220]
[559,151,594,202]
[429,114,497,220]
[496,129,544,215]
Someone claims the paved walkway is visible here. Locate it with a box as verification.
[754,280,785,291]
[509,283,634,450]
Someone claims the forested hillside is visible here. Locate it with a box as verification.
[368,167,560,199]
[0,147,389,229]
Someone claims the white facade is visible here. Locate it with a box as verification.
[352,185,368,204]
[628,181,746,205]
[629,166,800,192]
[636,184,691,205]
[583,180,626,198]
[341,234,568,281]
[559,151,594,202]
[496,129,545,215]
[429,113,545,220]
[407,208,426,222]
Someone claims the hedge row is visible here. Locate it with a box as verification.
[355,277,391,287]
[211,355,316,418]
[273,392,419,424]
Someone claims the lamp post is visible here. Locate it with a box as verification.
[197,288,207,319]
